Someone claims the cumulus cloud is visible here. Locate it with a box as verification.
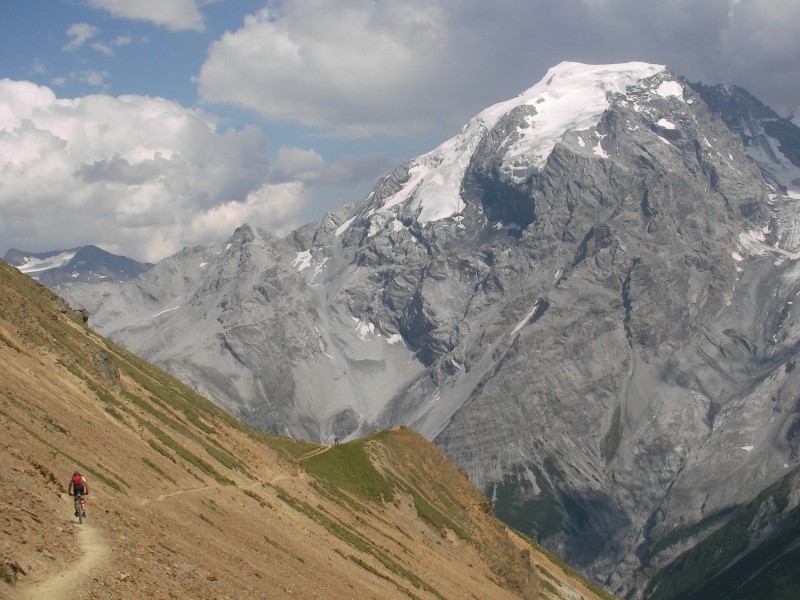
[189,182,308,242]
[91,42,115,56]
[197,0,800,139]
[197,1,449,136]
[64,23,99,51]
[112,35,132,47]
[268,147,393,187]
[87,0,205,31]
[0,79,308,262]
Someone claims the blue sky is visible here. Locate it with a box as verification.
[1,0,799,262]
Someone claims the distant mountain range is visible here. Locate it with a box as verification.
[2,245,153,287]
[49,61,800,598]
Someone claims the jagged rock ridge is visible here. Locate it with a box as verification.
[59,62,800,598]
[688,81,800,192]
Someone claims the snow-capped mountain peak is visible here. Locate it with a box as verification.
[473,61,669,167]
[354,62,671,237]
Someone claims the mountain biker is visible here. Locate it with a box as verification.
[68,471,88,517]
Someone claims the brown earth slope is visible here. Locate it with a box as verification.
[0,259,610,600]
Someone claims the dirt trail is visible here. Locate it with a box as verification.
[298,444,332,461]
[139,484,217,506]
[22,520,109,600]
[139,480,265,505]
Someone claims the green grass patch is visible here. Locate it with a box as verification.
[142,457,176,483]
[302,443,393,503]
[405,486,471,542]
[143,421,233,485]
[202,498,226,516]
[148,439,177,463]
[251,432,318,459]
[104,406,125,422]
[158,541,177,554]
[538,565,558,582]
[264,535,304,563]
[519,532,616,600]
[96,462,129,488]
[275,487,443,598]
[540,578,559,595]
[244,488,272,509]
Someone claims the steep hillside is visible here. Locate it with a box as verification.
[0,259,606,599]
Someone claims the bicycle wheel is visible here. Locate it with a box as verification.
[75,496,83,524]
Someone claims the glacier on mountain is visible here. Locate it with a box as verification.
[16,251,77,274]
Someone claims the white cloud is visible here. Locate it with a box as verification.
[189,182,308,242]
[196,1,448,136]
[91,42,115,56]
[112,35,132,47]
[267,147,394,188]
[64,23,99,51]
[79,70,110,87]
[269,147,326,184]
[0,79,309,262]
[86,0,205,31]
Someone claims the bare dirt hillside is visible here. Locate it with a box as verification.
[0,260,611,600]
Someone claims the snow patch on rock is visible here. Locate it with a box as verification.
[292,250,312,272]
[656,80,684,99]
[17,251,76,274]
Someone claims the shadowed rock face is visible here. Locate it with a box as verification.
[58,63,800,597]
[689,81,800,192]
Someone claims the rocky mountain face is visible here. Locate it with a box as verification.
[59,62,800,598]
[3,245,153,287]
[688,81,800,192]
[1,258,602,599]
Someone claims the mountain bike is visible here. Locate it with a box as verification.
[72,491,86,524]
